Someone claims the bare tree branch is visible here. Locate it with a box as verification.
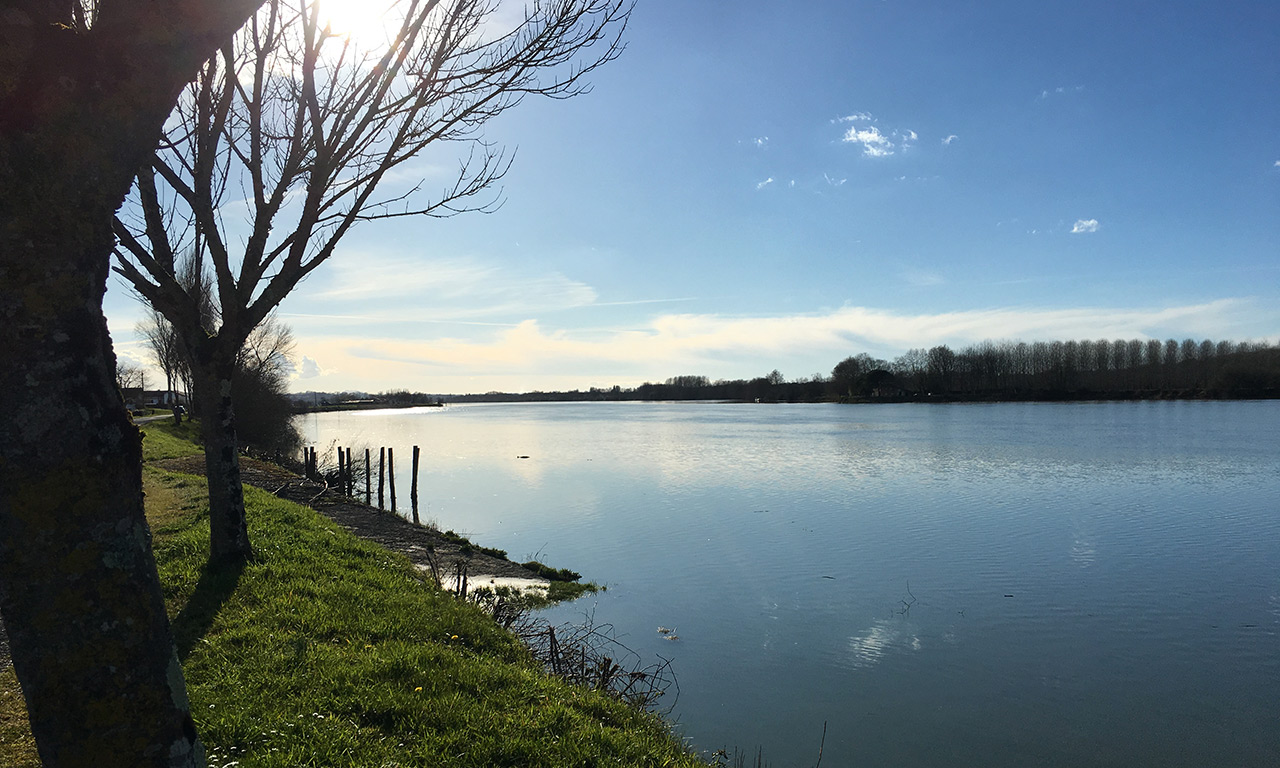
[110,0,631,563]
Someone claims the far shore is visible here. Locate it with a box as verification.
[293,388,1279,410]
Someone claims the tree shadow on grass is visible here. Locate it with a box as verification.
[173,559,245,662]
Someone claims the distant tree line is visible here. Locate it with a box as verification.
[291,390,444,411]
[432,337,1280,404]
[857,337,1280,400]
[445,370,833,403]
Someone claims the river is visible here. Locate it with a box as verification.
[297,400,1280,766]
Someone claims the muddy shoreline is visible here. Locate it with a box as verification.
[154,455,546,585]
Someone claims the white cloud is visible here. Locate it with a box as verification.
[298,356,322,379]
[942,134,958,145]
[756,177,774,190]
[293,298,1262,392]
[839,113,917,157]
[1274,160,1280,167]
[843,124,895,157]
[834,112,874,123]
[753,136,768,148]
[823,173,847,187]
[1071,218,1101,234]
[1040,85,1085,100]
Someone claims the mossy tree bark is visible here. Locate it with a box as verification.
[0,1,262,763]
[191,356,253,564]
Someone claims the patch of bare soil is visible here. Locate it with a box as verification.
[153,456,542,584]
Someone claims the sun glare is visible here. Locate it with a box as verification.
[315,0,399,47]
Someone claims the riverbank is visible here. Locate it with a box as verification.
[151,453,592,603]
[0,422,702,766]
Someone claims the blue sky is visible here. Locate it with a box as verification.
[107,0,1280,393]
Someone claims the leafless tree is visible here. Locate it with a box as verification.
[1,0,267,762]
[112,0,631,562]
[137,308,184,401]
[115,359,147,394]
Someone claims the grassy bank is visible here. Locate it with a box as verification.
[0,423,703,767]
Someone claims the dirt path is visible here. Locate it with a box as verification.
[153,456,544,585]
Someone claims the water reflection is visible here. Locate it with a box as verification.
[845,618,923,669]
[300,401,1280,767]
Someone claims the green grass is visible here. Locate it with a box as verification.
[155,472,700,766]
[0,424,704,767]
[0,668,38,766]
[140,419,204,461]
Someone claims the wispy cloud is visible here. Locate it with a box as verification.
[1071,218,1101,234]
[1039,85,1085,100]
[838,113,917,157]
[302,253,598,319]
[753,136,769,148]
[902,269,945,287]
[942,134,958,145]
[296,298,1263,391]
[755,177,774,190]
[823,173,847,187]
[590,297,698,308]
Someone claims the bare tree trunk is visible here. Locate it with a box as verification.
[0,213,204,766]
[193,360,253,564]
[0,1,272,762]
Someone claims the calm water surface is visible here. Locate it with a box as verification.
[298,401,1280,766]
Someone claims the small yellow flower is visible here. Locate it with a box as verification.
[450,635,459,640]
[414,686,423,693]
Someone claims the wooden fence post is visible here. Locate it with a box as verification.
[388,447,397,513]
[411,445,420,525]
[365,448,371,505]
[337,447,345,493]
[378,447,385,510]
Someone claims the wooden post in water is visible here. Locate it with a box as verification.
[410,446,420,525]
[337,447,345,493]
[388,447,397,513]
[346,447,354,496]
[364,448,372,505]
[378,447,386,510]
